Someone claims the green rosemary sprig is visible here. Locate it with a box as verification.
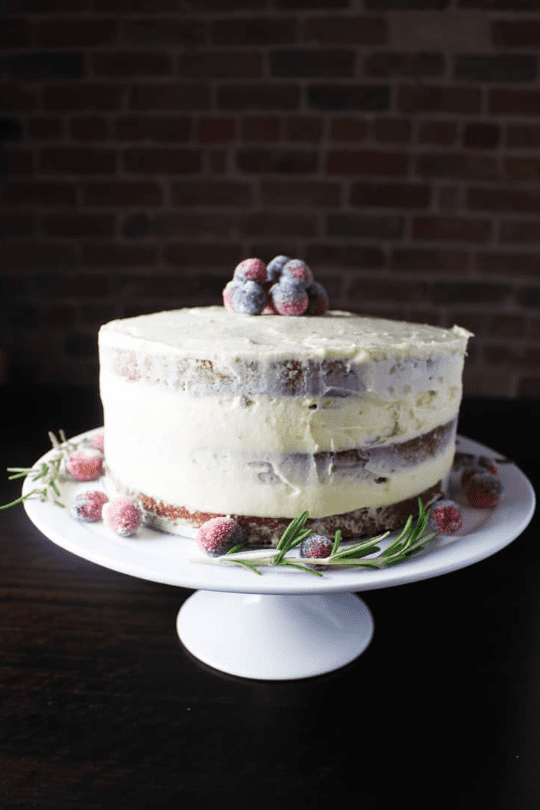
[0,430,80,511]
[218,499,436,576]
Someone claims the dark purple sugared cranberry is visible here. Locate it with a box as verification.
[281,259,313,286]
[266,255,291,284]
[232,280,268,315]
[269,279,309,316]
[306,280,329,316]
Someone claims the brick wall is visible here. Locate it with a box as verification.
[2,0,540,398]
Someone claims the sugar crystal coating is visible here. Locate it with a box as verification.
[427,499,463,535]
[233,258,267,284]
[266,255,291,284]
[222,279,237,312]
[196,516,243,556]
[102,496,141,536]
[306,280,329,316]
[282,259,313,285]
[89,431,105,454]
[465,471,502,508]
[232,279,267,315]
[66,448,104,481]
[70,490,109,522]
[300,533,333,559]
[269,279,309,316]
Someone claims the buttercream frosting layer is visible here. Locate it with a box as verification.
[99,307,471,525]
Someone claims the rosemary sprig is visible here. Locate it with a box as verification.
[217,499,436,576]
[0,430,81,511]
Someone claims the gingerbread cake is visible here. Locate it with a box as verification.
[98,307,471,545]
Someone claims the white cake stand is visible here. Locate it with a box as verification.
[23,432,535,680]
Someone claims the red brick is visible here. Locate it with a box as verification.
[327,212,403,240]
[326,149,408,175]
[413,216,491,242]
[284,116,323,142]
[416,152,498,180]
[197,118,236,144]
[155,212,235,238]
[518,377,540,399]
[8,51,85,82]
[505,157,540,180]
[40,147,116,174]
[237,148,317,173]
[83,181,163,207]
[304,15,387,45]
[305,243,386,268]
[82,244,158,267]
[163,242,243,268]
[0,84,38,112]
[350,181,430,209]
[211,17,297,46]
[42,212,116,238]
[485,313,528,339]
[241,116,281,141]
[36,18,118,47]
[391,248,470,273]
[492,19,540,48]
[364,51,444,78]
[129,83,209,111]
[92,51,172,77]
[329,117,368,141]
[217,84,300,111]
[240,211,318,238]
[373,117,411,143]
[476,252,540,277]
[171,181,253,207]
[489,89,540,116]
[417,120,458,146]
[207,150,226,174]
[463,122,500,149]
[28,117,63,139]
[2,181,77,207]
[3,149,34,175]
[505,124,540,148]
[123,148,201,174]
[121,18,204,46]
[1,213,35,238]
[70,116,109,141]
[43,305,77,329]
[2,242,76,269]
[238,211,317,239]
[398,83,481,114]
[177,50,263,79]
[308,84,389,112]
[0,18,33,48]
[114,115,192,142]
[499,219,540,244]
[349,277,426,304]
[483,343,540,370]
[261,180,341,207]
[467,186,540,213]
[433,281,511,305]
[44,83,124,112]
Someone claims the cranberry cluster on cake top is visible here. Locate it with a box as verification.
[222,255,329,316]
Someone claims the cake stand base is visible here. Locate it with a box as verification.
[176,590,374,680]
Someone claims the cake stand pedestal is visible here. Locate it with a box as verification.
[23,431,535,681]
[177,590,374,680]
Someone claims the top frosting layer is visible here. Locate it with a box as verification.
[100,307,472,362]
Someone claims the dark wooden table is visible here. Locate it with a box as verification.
[1,387,539,810]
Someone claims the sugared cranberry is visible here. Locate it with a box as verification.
[89,431,105,454]
[306,280,329,316]
[66,448,104,481]
[70,490,108,522]
[300,533,333,559]
[195,516,243,557]
[281,259,313,285]
[233,258,267,284]
[465,472,502,508]
[269,279,309,316]
[102,497,142,536]
[427,500,463,535]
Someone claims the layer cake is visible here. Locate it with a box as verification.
[98,307,471,545]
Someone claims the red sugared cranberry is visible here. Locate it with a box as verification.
[66,448,104,481]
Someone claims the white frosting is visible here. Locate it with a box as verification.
[99,307,471,519]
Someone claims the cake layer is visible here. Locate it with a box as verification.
[99,307,471,538]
